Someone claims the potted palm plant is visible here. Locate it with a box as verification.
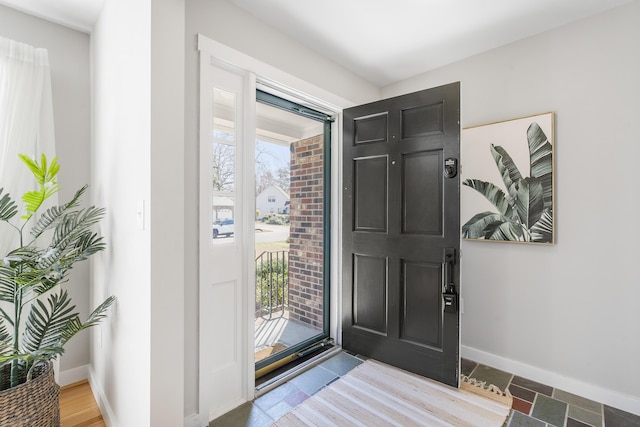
[0,154,115,426]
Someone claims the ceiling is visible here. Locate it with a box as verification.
[0,0,631,85]
[230,0,631,86]
[0,0,103,33]
[256,102,324,144]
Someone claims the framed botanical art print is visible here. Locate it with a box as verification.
[461,112,554,244]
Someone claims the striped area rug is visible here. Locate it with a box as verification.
[272,359,511,427]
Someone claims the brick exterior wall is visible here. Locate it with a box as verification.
[288,134,324,329]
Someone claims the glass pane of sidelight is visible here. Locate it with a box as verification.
[212,141,235,193]
[212,88,237,244]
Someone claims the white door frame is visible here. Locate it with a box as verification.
[197,34,346,425]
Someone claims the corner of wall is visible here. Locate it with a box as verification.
[183,413,202,427]
[88,366,119,427]
[58,364,90,387]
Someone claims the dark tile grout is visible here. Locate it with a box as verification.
[462,358,640,427]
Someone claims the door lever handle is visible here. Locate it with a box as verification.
[443,248,457,313]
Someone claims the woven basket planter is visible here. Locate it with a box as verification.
[0,361,60,427]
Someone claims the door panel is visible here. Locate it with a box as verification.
[401,261,442,347]
[354,156,388,232]
[354,113,388,144]
[208,280,239,372]
[401,101,444,138]
[353,254,388,335]
[342,82,460,387]
[402,150,442,235]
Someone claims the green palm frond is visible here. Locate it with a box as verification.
[29,212,104,296]
[462,211,508,239]
[21,187,59,220]
[0,354,24,366]
[22,290,77,354]
[0,247,62,298]
[490,144,523,195]
[0,317,8,337]
[0,319,10,350]
[34,247,63,271]
[2,246,40,266]
[15,269,50,290]
[531,209,553,242]
[18,154,60,221]
[513,177,544,228]
[0,266,19,304]
[462,179,515,218]
[20,211,105,298]
[84,296,116,327]
[30,186,88,239]
[30,252,67,296]
[71,232,106,261]
[18,154,59,187]
[462,211,527,241]
[527,123,553,211]
[0,347,64,366]
[483,220,527,241]
[0,189,18,222]
[60,296,116,346]
[0,247,43,301]
[51,207,106,251]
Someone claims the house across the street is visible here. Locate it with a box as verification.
[256,185,289,218]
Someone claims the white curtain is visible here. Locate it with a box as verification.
[0,36,56,255]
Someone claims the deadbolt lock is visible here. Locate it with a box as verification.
[444,158,458,178]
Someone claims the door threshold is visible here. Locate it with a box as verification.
[255,344,342,398]
[255,338,332,381]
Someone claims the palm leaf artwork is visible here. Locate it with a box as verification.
[0,154,115,390]
[462,119,553,243]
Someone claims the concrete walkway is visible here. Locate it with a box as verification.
[255,310,320,351]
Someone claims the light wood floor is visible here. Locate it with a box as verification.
[60,380,105,427]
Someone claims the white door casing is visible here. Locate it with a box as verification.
[198,54,256,423]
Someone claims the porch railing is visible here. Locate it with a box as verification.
[255,250,289,319]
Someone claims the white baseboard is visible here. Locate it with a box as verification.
[58,364,90,387]
[88,368,118,427]
[462,345,640,416]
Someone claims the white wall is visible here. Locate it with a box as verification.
[184,0,379,418]
[91,0,151,423]
[0,4,92,381]
[149,0,185,425]
[383,2,640,414]
[91,0,184,425]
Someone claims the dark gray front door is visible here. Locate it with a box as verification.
[342,82,461,386]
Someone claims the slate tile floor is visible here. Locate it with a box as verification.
[462,359,640,427]
[210,353,640,426]
[210,352,364,427]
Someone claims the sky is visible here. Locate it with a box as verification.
[256,140,290,172]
